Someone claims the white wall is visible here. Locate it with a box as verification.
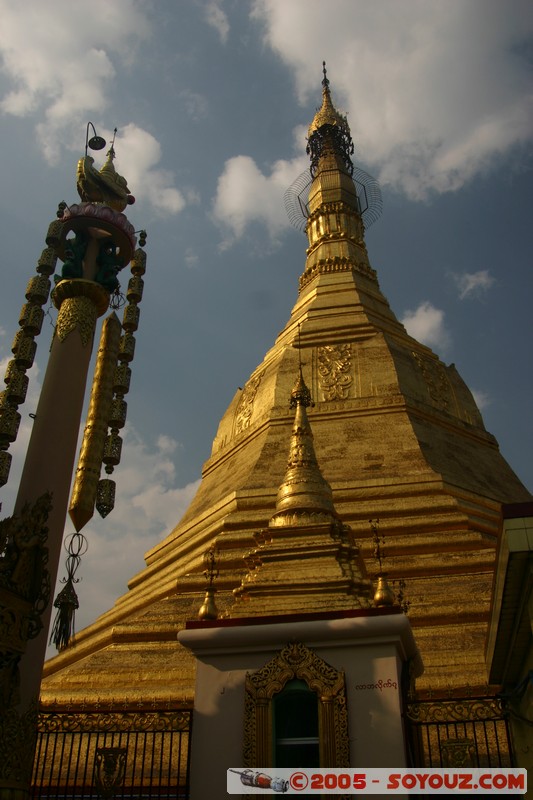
[179,611,422,800]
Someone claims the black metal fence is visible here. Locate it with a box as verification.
[31,709,192,799]
[405,695,514,768]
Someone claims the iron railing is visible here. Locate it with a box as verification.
[32,708,192,799]
[405,695,514,769]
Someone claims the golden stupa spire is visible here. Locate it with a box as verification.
[269,365,337,527]
[299,63,378,291]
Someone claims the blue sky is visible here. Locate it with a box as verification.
[0,0,531,652]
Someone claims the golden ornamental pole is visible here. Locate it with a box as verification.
[0,126,139,800]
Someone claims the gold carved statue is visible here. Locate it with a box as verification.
[76,133,134,213]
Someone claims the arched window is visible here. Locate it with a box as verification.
[273,679,319,767]
[244,642,349,768]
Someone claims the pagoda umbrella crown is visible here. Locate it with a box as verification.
[306,62,354,178]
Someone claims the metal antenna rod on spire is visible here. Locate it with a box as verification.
[322,60,329,88]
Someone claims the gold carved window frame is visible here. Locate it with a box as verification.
[244,641,349,768]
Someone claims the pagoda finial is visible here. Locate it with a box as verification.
[308,62,343,135]
[290,363,312,410]
[322,60,329,90]
[290,326,312,409]
[307,63,354,177]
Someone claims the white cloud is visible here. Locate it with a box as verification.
[94,124,186,216]
[453,270,495,300]
[0,1,186,217]
[204,1,230,44]
[0,0,146,125]
[212,154,307,248]
[251,0,533,199]
[401,301,451,352]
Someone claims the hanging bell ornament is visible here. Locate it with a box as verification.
[374,574,396,607]
[96,477,116,518]
[198,587,218,621]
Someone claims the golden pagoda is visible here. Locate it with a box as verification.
[41,65,530,701]
[34,67,531,793]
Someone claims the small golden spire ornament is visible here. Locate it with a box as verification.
[371,519,395,607]
[270,364,336,527]
[198,545,219,620]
